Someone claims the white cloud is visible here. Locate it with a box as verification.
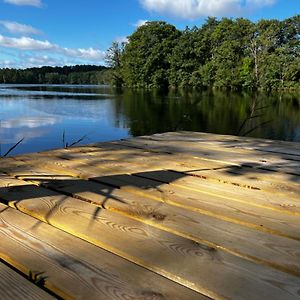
[62,47,105,61]
[1,116,58,129]
[0,54,81,68]
[134,19,149,27]
[1,59,13,67]
[25,55,65,67]
[0,21,41,35]
[0,35,54,50]
[4,0,42,7]
[247,0,275,5]
[140,0,276,19]
[0,34,105,63]
[114,36,129,44]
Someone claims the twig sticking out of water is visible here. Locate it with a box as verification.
[68,135,88,147]
[2,138,24,157]
[62,130,87,149]
[62,130,66,148]
[237,96,272,136]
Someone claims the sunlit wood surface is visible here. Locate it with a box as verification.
[0,131,299,300]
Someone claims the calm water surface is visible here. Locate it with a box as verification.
[0,84,299,155]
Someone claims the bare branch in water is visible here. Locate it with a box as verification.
[242,120,273,137]
[3,138,24,157]
[67,135,88,148]
[62,130,66,148]
[62,130,87,149]
[237,95,271,137]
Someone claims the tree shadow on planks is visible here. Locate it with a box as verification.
[0,170,187,229]
[71,138,300,192]
[119,135,300,190]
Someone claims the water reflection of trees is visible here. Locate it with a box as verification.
[114,89,300,142]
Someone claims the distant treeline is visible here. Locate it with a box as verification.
[0,65,110,84]
[107,16,300,90]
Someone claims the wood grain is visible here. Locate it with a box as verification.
[0,261,54,300]
[144,131,300,155]
[3,155,300,240]
[1,132,300,300]
[31,176,300,277]
[5,139,300,199]
[8,148,300,215]
[0,184,300,300]
[0,203,205,300]
[93,173,300,240]
[12,140,300,196]
[115,137,300,176]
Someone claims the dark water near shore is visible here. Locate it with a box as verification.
[0,84,299,156]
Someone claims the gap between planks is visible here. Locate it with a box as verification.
[1,184,300,300]
[0,203,206,300]
[0,260,55,300]
[5,155,300,242]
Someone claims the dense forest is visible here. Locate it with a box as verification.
[1,15,299,90]
[0,65,109,84]
[107,15,300,90]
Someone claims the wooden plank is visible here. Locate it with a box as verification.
[7,156,299,240]
[133,170,300,215]
[0,184,300,300]
[5,142,300,198]
[8,132,300,180]
[0,158,69,178]
[148,132,300,155]
[76,145,300,194]
[19,159,298,222]
[90,173,300,240]
[30,176,300,277]
[8,147,300,200]
[187,165,300,196]
[0,262,54,300]
[116,137,300,176]
[48,139,300,177]
[18,150,300,216]
[3,156,300,240]
[0,203,204,300]
[43,141,300,196]
[127,134,300,162]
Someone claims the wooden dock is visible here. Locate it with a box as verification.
[0,131,300,300]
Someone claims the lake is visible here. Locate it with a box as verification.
[0,84,300,156]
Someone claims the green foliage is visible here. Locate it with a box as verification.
[0,65,109,85]
[111,16,300,90]
[105,42,125,87]
[2,16,299,91]
[121,21,181,88]
[169,27,201,88]
[240,57,255,89]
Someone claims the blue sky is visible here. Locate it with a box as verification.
[0,0,298,68]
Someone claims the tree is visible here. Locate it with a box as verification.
[4,15,300,90]
[169,26,201,87]
[0,65,109,84]
[105,41,126,87]
[121,21,181,88]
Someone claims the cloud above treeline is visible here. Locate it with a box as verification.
[134,19,149,27]
[0,32,106,68]
[140,0,276,19]
[0,21,41,35]
[0,34,105,59]
[3,0,42,7]
[0,1,108,67]
[1,53,98,68]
